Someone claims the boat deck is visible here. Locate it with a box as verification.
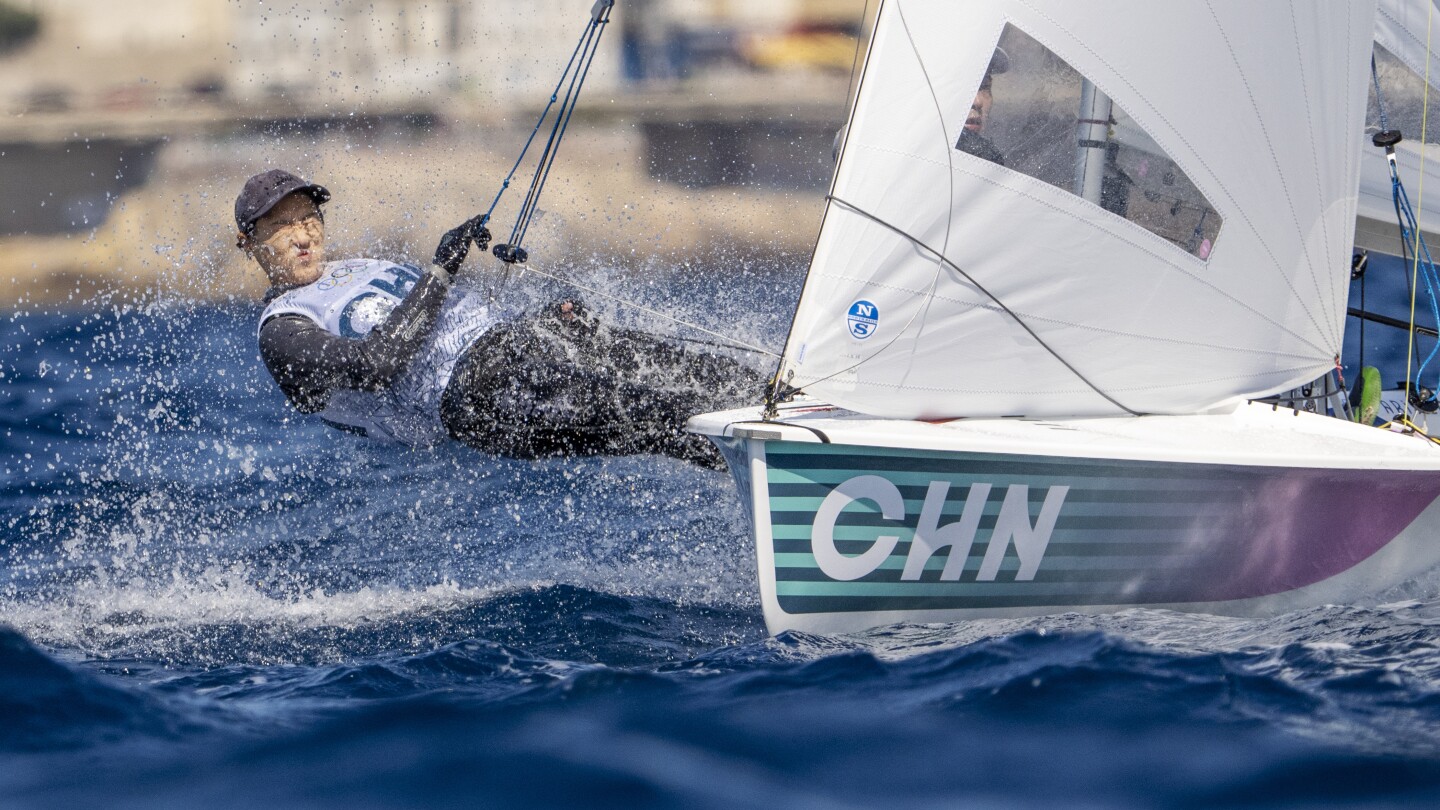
[688,399,1440,470]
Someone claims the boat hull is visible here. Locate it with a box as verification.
[696,404,1440,635]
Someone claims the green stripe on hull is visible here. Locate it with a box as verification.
[773,594,1171,612]
[773,552,1196,573]
[759,441,1251,614]
[775,580,1125,597]
[770,483,1230,504]
[770,510,1201,532]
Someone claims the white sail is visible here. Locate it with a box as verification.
[780,0,1375,419]
[1365,0,1440,251]
[1377,0,1440,91]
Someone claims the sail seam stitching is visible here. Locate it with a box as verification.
[1202,1,1333,351]
[812,268,1326,362]
[892,0,958,394]
[787,364,1321,396]
[827,195,1142,415]
[773,0,889,402]
[852,138,1332,357]
[1379,5,1433,64]
[1017,1,1334,353]
[1289,2,1344,345]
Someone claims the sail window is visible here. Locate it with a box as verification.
[959,24,1222,259]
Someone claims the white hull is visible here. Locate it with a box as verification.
[688,400,1440,635]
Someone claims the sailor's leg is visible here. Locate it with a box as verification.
[579,323,766,462]
[440,315,765,462]
[440,320,614,457]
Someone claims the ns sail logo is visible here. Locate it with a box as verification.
[847,300,879,340]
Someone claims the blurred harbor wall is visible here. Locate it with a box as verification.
[0,0,868,304]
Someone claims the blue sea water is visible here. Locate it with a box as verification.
[4,264,1440,809]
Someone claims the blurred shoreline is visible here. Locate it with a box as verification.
[0,108,841,307]
[0,0,867,308]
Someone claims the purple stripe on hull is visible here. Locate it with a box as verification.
[1182,469,1440,602]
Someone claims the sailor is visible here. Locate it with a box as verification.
[955,48,1008,166]
[237,169,760,463]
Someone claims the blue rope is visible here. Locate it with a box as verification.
[1389,163,1440,387]
[1373,55,1440,392]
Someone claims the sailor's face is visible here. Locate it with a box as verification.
[248,192,326,286]
[966,84,993,133]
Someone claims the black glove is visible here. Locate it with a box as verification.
[432,215,492,276]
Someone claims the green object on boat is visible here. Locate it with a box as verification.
[1350,366,1382,426]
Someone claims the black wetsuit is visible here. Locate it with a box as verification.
[441,312,761,464]
[259,277,762,463]
[259,272,452,415]
[956,129,1005,166]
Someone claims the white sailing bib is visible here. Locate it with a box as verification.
[260,258,502,444]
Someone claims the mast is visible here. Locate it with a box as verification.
[1074,78,1113,205]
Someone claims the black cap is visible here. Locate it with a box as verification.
[989,47,1010,75]
[234,169,331,234]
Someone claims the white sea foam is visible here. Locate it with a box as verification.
[1,576,510,650]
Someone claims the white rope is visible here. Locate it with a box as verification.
[486,262,781,359]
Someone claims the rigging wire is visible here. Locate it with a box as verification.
[763,0,987,416]
[461,0,778,365]
[1359,52,1382,374]
[768,1,1140,418]
[1375,58,1422,373]
[476,15,598,235]
[507,9,610,252]
[1357,250,1367,369]
[497,263,781,359]
[841,0,872,117]
[892,0,959,397]
[1406,2,1437,422]
[1383,149,1440,383]
[825,196,1142,417]
[1371,48,1440,419]
[484,0,614,267]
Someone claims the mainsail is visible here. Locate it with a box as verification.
[779,1,1376,419]
[1377,0,1440,89]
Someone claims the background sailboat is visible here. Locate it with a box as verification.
[689,0,1440,635]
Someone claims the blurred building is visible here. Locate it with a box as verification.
[0,0,866,238]
[227,0,627,109]
[1,0,865,116]
[1,0,626,114]
[620,0,864,83]
[0,0,231,112]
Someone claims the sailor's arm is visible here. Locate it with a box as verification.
[259,269,452,413]
[259,218,489,414]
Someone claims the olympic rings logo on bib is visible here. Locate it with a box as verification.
[317,262,363,291]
